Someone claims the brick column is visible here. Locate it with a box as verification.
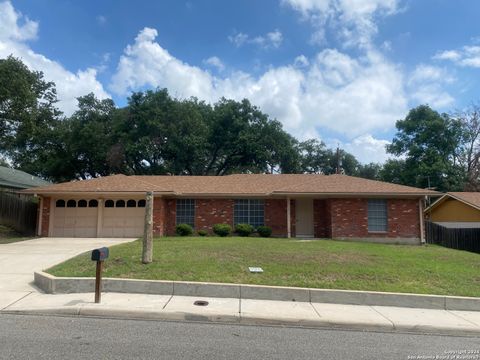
[40,196,51,237]
[153,197,166,236]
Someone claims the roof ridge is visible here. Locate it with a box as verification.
[130,175,175,192]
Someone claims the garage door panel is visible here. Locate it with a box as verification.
[51,201,97,237]
[101,206,145,238]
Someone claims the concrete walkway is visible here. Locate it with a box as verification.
[0,237,134,308]
[2,291,480,336]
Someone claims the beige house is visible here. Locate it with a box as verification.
[425,192,480,228]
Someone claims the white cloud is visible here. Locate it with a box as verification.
[294,54,309,67]
[110,27,408,141]
[434,45,480,68]
[0,1,110,115]
[433,50,461,62]
[96,15,107,25]
[340,134,391,163]
[228,29,283,49]
[203,56,225,72]
[282,0,401,48]
[0,1,37,41]
[407,64,455,108]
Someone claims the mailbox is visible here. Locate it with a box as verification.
[91,247,109,261]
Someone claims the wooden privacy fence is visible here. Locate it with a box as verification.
[0,191,38,235]
[425,221,480,254]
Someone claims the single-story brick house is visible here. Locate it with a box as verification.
[22,174,436,243]
[425,192,480,228]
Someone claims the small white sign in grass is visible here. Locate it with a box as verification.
[248,267,263,273]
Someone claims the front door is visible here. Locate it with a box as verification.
[295,198,314,238]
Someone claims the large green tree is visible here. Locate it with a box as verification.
[386,105,464,191]
[0,56,60,168]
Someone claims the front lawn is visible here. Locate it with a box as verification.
[47,237,480,297]
[0,225,34,244]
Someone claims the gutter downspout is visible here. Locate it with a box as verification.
[287,197,291,238]
[419,197,425,244]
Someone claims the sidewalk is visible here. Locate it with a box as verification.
[2,291,480,336]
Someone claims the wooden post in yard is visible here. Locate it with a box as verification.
[142,191,153,264]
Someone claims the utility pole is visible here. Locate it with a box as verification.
[142,191,153,264]
[336,146,340,174]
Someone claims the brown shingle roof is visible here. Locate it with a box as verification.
[23,173,437,197]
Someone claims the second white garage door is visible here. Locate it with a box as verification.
[101,199,146,237]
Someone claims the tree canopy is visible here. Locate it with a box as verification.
[3,56,480,192]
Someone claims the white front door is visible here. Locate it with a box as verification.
[295,198,314,238]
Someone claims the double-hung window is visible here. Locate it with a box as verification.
[176,199,195,228]
[367,199,388,232]
[234,199,264,228]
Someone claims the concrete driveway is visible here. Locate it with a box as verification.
[0,237,134,308]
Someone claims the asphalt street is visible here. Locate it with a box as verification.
[0,314,479,360]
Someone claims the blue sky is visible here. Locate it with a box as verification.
[2,0,480,163]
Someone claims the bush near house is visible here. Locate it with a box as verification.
[175,224,193,236]
[213,223,231,237]
[235,223,254,237]
[256,226,272,238]
[197,230,208,236]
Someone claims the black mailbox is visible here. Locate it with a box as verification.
[91,247,109,261]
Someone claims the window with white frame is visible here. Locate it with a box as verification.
[234,199,264,228]
[368,199,388,232]
[176,199,195,228]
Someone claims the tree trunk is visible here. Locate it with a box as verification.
[142,191,153,264]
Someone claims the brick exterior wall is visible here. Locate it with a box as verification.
[158,198,295,237]
[164,199,176,236]
[264,199,293,237]
[153,197,167,236]
[40,196,51,237]
[330,198,420,239]
[153,196,420,240]
[195,199,234,234]
[386,199,420,238]
[313,199,330,238]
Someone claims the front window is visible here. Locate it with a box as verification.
[234,199,264,228]
[368,199,387,232]
[176,199,195,228]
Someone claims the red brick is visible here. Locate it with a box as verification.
[330,198,419,239]
[195,199,234,234]
[313,199,331,238]
[40,196,51,237]
[153,197,167,236]
[265,199,295,237]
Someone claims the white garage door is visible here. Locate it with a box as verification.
[52,199,98,237]
[100,199,146,238]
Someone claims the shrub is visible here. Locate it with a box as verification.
[235,223,254,237]
[213,223,231,237]
[197,229,208,236]
[257,226,272,238]
[175,223,193,236]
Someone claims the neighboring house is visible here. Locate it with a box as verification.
[424,192,480,228]
[0,166,50,191]
[22,174,436,243]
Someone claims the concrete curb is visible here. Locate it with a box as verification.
[34,271,480,311]
[4,306,480,337]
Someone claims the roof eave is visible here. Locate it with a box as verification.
[425,192,480,213]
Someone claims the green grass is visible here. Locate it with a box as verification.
[0,225,34,244]
[47,237,480,297]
